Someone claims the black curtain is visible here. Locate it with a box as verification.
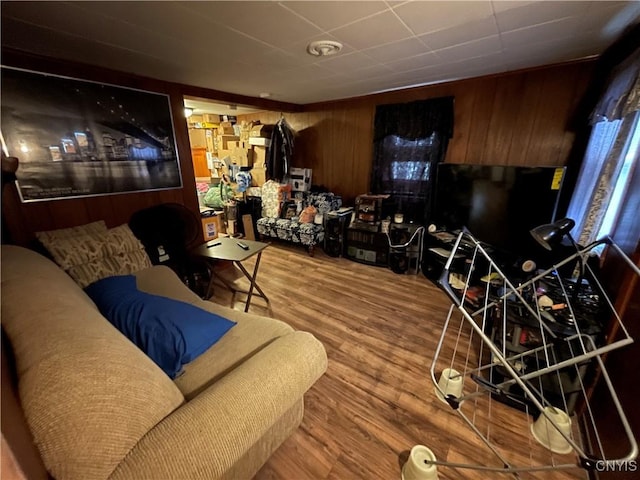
[371,96,454,224]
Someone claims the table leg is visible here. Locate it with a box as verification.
[202,260,216,300]
[234,251,270,312]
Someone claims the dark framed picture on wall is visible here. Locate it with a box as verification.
[0,66,182,202]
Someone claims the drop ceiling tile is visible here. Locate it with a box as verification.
[363,37,431,63]
[72,1,211,38]
[491,1,540,14]
[271,64,339,83]
[4,3,211,67]
[182,1,322,48]
[504,53,561,71]
[370,69,427,86]
[329,10,414,50]
[384,51,444,73]
[445,51,506,73]
[393,1,494,36]
[494,1,592,32]
[317,51,378,72]
[433,35,502,63]
[2,17,180,81]
[64,2,239,58]
[502,33,602,66]
[281,1,389,31]
[418,15,499,50]
[341,63,395,80]
[4,2,114,42]
[501,17,581,49]
[240,49,304,70]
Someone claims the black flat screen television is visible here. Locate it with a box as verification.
[433,164,566,257]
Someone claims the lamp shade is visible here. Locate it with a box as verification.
[530,218,576,250]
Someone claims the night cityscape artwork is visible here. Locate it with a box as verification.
[0,66,182,202]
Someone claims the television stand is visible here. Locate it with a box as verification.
[422,228,532,288]
[423,229,499,282]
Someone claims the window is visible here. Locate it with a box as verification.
[567,110,639,246]
[567,42,640,246]
[371,97,454,223]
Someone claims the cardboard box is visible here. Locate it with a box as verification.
[250,166,266,186]
[218,122,235,135]
[289,167,312,192]
[250,124,273,138]
[203,113,220,123]
[205,129,215,152]
[239,121,253,142]
[201,215,221,241]
[248,137,271,147]
[218,135,240,150]
[217,149,232,162]
[231,147,251,167]
[251,146,267,167]
[188,129,207,148]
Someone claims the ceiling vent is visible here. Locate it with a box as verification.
[307,40,343,57]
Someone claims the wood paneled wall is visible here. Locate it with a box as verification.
[239,60,595,205]
[2,49,595,246]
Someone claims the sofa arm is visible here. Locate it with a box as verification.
[109,331,327,480]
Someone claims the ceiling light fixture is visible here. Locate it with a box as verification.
[184,107,194,118]
[307,40,343,57]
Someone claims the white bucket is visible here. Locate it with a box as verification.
[402,445,438,480]
[530,406,573,454]
[435,368,463,404]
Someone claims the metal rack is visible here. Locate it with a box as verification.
[425,230,638,477]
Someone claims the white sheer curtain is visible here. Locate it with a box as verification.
[567,45,640,246]
[566,111,639,246]
[591,46,640,123]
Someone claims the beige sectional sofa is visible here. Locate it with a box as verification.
[1,245,327,479]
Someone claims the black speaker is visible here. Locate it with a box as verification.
[389,250,409,274]
[388,223,424,274]
[325,236,343,257]
[325,215,348,257]
[389,226,410,245]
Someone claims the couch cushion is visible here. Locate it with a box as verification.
[307,192,342,214]
[85,275,236,378]
[261,180,292,218]
[36,222,152,288]
[0,246,184,480]
[35,219,107,243]
[133,265,295,399]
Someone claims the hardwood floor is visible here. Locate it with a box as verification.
[207,243,587,480]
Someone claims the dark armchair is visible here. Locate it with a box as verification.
[129,203,209,296]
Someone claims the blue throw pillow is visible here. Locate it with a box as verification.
[85,275,236,378]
